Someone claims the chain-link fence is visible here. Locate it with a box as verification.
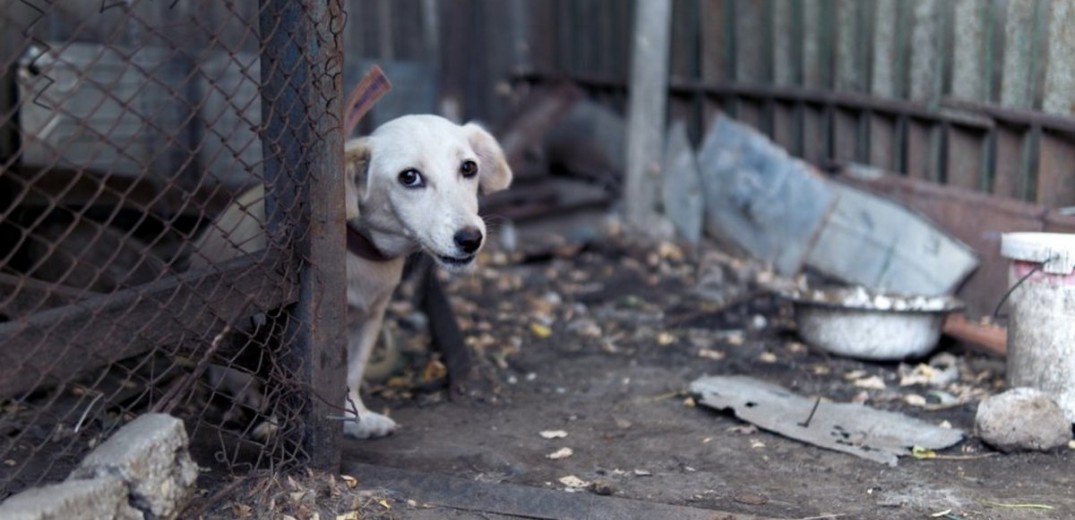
[1,0,349,496]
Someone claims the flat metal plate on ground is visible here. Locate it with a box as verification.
[690,375,965,466]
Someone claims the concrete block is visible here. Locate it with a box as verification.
[69,413,199,520]
[0,477,140,520]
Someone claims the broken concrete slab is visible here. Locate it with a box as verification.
[697,114,837,275]
[976,388,1072,453]
[662,119,704,243]
[690,375,964,466]
[805,181,979,296]
[0,477,141,520]
[69,413,199,520]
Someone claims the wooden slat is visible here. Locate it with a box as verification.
[700,0,730,125]
[0,253,296,398]
[770,4,797,152]
[995,0,1041,200]
[869,0,901,171]
[800,1,829,164]
[947,0,990,191]
[1036,0,1075,208]
[732,0,768,129]
[831,0,862,163]
[907,0,944,181]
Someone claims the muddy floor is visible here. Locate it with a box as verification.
[199,219,1075,519]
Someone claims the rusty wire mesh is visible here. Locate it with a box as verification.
[1,0,346,496]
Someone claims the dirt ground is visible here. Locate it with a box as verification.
[196,216,1075,520]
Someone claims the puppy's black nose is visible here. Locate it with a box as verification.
[454,227,483,254]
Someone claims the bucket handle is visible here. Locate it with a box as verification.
[992,254,1059,320]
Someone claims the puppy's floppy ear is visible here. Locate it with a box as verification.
[343,137,371,220]
[463,122,513,194]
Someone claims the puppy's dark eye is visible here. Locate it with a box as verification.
[460,160,478,178]
[398,168,424,188]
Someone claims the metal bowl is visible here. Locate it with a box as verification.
[784,287,964,361]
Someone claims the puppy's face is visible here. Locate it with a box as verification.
[344,115,512,270]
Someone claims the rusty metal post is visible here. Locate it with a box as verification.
[259,0,346,471]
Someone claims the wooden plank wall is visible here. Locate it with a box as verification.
[516,0,1075,209]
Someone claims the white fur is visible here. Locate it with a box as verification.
[191,114,512,439]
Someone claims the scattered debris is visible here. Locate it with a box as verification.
[546,447,574,460]
[976,388,1072,452]
[690,376,964,466]
[540,430,569,439]
[558,475,590,490]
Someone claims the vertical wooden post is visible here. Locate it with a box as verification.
[259,0,347,472]
[624,0,672,230]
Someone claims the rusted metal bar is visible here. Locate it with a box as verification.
[0,252,295,398]
[258,0,346,472]
[514,70,1075,137]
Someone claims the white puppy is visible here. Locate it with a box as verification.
[191,114,512,439]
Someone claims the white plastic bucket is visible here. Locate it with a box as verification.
[1000,232,1075,422]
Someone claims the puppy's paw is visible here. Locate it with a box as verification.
[343,411,398,439]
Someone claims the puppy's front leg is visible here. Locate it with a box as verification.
[343,301,399,439]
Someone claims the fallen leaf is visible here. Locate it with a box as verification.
[697,348,725,361]
[232,504,252,518]
[340,474,358,489]
[546,447,574,460]
[904,394,927,407]
[912,446,936,459]
[656,332,676,346]
[633,469,652,476]
[853,375,886,390]
[540,430,568,439]
[559,475,589,488]
[378,499,392,510]
[530,323,552,338]
[758,352,778,363]
[336,512,360,520]
[289,490,306,503]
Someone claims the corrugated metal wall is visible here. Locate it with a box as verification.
[509,0,1075,208]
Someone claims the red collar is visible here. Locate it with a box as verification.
[346,225,394,262]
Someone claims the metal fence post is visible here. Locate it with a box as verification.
[259,0,347,472]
